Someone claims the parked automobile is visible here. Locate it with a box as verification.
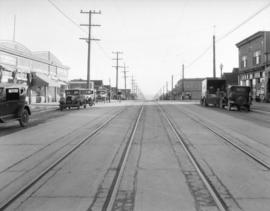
[59,89,87,110]
[96,89,108,102]
[0,83,31,127]
[181,92,192,100]
[221,85,252,111]
[80,89,95,106]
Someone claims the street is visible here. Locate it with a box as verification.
[0,101,269,210]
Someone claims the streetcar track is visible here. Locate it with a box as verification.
[172,105,270,170]
[158,104,228,211]
[101,105,144,211]
[0,107,123,175]
[0,106,128,210]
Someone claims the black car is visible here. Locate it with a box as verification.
[59,89,87,110]
[222,85,252,111]
[0,83,31,127]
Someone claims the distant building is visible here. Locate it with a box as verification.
[222,68,239,86]
[68,79,103,90]
[0,40,69,103]
[236,31,270,101]
[173,78,204,100]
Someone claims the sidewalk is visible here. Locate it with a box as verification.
[252,101,270,113]
[29,102,59,113]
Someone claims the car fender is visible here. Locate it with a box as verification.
[24,105,31,115]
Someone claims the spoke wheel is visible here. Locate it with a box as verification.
[19,109,29,127]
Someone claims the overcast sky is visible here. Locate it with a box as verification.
[1,0,270,98]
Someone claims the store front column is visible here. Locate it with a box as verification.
[45,85,48,103]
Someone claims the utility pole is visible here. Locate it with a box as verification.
[122,63,129,100]
[162,86,164,100]
[182,64,185,94]
[13,15,16,41]
[171,75,174,100]
[171,75,174,91]
[213,25,216,78]
[109,77,111,102]
[80,10,101,89]
[112,51,123,95]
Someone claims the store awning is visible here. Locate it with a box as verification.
[32,73,60,87]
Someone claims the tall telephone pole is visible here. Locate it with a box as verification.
[171,75,174,91]
[171,75,174,100]
[213,25,216,78]
[112,51,123,95]
[182,64,185,94]
[80,10,101,89]
[122,63,129,100]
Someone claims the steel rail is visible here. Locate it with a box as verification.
[159,105,228,211]
[179,106,270,170]
[0,107,126,210]
[102,105,144,211]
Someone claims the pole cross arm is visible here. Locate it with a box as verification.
[91,38,100,41]
[80,24,101,27]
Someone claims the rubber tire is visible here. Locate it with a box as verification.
[19,109,29,127]
[228,103,231,111]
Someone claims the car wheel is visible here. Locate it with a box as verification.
[228,103,231,111]
[19,109,29,127]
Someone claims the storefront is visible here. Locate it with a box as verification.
[0,40,69,103]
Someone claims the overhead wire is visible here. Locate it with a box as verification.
[47,0,111,60]
[186,1,270,69]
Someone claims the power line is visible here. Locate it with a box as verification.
[217,1,270,42]
[47,0,85,33]
[186,1,270,69]
[47,0,111,60]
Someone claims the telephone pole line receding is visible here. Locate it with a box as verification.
[213,25,216,78]
[122,63,129,100]
[80,10,101,89]
[112,51,123,94]
[182,64,185,94]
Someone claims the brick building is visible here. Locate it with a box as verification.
[173,78,204,100]
[236,31,270,101]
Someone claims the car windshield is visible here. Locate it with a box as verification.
[65,90,79,95]
[81,90,93,95]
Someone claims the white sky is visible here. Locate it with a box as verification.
[1,0,270,98]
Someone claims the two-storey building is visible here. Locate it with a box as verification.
[236,31,270,101]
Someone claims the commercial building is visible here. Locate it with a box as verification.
[0,40,69,103]
[236,31,270,101]
[173,78,204,100]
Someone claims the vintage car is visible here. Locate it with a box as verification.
[96,89,108,102]
[59,89,87,110]
[221,85,252,111]
[0,83,31,127]
[80,89,95,106]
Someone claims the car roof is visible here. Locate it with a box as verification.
[0,83,27,89]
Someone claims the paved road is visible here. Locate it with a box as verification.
[0,101,269,210]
